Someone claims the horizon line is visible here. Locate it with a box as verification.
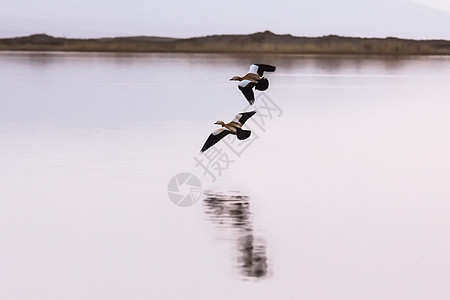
[2,30,450,42]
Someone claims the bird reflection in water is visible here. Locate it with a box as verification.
[203,191,270,279]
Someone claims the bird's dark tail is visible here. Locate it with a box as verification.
[255,78,269,91]
[236,128,251,140]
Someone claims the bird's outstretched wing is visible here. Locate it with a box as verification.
[233,111,257,125]
[201,128,231,153]
[238,80,256,105]
[249,64,276,76]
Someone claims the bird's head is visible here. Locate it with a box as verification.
[214,121,225,126]
[229,76,242,81]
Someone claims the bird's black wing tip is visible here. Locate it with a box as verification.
[200,131,230,153]
[238,110,257,125]
[239,83,255,103]
[255,64,276,76]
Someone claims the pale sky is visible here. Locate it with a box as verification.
[1,0,450,39]
[414,0,450,11]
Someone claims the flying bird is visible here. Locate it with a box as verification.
[201,111,257,153]
[230,64,276,105]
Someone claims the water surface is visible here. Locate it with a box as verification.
[1,52,450,299]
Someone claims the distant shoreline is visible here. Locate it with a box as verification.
[1,31,450,55]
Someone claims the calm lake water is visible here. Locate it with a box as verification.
[1,52,450,299]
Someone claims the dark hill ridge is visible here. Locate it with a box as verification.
[1,31,450,55]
